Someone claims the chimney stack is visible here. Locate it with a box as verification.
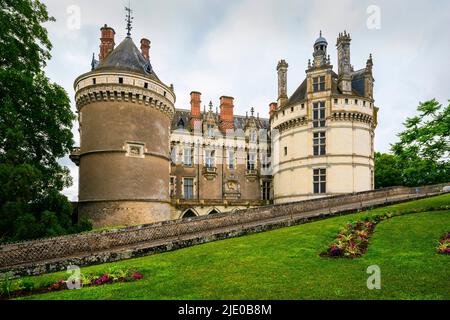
[99,24,116,62]
[140,38,151,60]
[219,96,235,131]
[190,91,201,128]
[269,102,278,118]
[277,60,289,107]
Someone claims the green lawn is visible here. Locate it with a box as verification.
[16,194,450,300]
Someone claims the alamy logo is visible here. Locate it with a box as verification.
[366,265,381,290]
[66,5,81,30]
[367,5,381,30]
[66,265,82,290]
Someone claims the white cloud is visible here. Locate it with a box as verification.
[39,0,450,199]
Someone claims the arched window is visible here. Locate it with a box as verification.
[208,209,220,215]
[182,209,197,219]
[177,118,185,129]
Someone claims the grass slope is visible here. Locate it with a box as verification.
[17,194,450,300]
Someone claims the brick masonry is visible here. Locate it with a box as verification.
[0,183,448,277]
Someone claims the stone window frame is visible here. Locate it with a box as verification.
[248,129,257,143]
[313,75,326,92]
[227,149,235,170]
[313,131,326,156]
[247,150,257,170]
[125,142,145,158]
[182,177,195,200]
[183,147,193,167]
[312,101,326,128]
[205,149,216,168]
[313,168,327,194]
[261,180,271,201]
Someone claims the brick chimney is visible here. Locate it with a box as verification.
[99,24,115,62]
[269,102,278,118]
[140,38,151,60]
[190,91,201,128]
[220,96,234,131]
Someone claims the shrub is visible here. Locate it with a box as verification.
[437,232,450,255]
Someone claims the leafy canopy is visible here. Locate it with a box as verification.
[0,0,91,242]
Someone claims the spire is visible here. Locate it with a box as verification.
[251,107,255,116]
[125,3,133,38]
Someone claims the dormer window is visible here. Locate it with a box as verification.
[249,129,257,143]
[206,124,214,137]
[205,149,215,168]
[313,76,326,92]
[177,118,185,129]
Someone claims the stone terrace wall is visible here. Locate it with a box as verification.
[0,183,448,270]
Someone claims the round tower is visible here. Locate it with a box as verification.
[271,32,377,204]
[73,26,175,228]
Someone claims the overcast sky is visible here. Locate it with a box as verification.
[40,0,450,201]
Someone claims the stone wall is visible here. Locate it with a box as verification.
[0,183,447,276]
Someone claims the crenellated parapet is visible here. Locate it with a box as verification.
[330,111,373,125]
[75,82,176,120]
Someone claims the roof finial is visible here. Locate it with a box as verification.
[125,2,133,38]
[251,107,255,116]
[320,30,322,37]
[209,101,213,111]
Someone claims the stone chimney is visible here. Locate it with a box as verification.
[219,96,234,131]
[277,60,289,107]
[269,102,278,118]
[190,91,201,128]
[140,38,151,60]
[99,24,115,62]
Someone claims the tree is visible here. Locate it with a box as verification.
[374,152,402,189]
[0,0,91,242]
[375,99,450,188]
[391,99,449,163]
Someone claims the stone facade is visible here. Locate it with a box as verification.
[71,26,378,228]
[271,31,379,203]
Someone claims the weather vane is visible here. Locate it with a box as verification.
[125,2,133,37]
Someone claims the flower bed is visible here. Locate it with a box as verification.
[437,232,450,255]
[0,268,144,300]
[320,215,385,258]
[320,205,450,259]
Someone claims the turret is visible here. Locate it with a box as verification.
[72,14,175,228]
[312,31,329,68]
[364,54,374,99]
[336,30,353,94]
[277,59,289,107]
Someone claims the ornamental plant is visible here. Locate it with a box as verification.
[321,216,378,258]
[0,268,144,300]
[437,232,450,255]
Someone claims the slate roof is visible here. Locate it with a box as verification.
[171,109,270,131]
[93,37,161,83]
[284,69,366,108]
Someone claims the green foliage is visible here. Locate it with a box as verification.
[375,99,450,188]
[0,272,14,298]
[12,194,450,300]
[374,152,403,188]
[0,1,91,242]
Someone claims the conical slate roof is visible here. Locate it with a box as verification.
[94,37,161,82]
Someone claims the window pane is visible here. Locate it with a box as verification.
[314,183,319,194]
